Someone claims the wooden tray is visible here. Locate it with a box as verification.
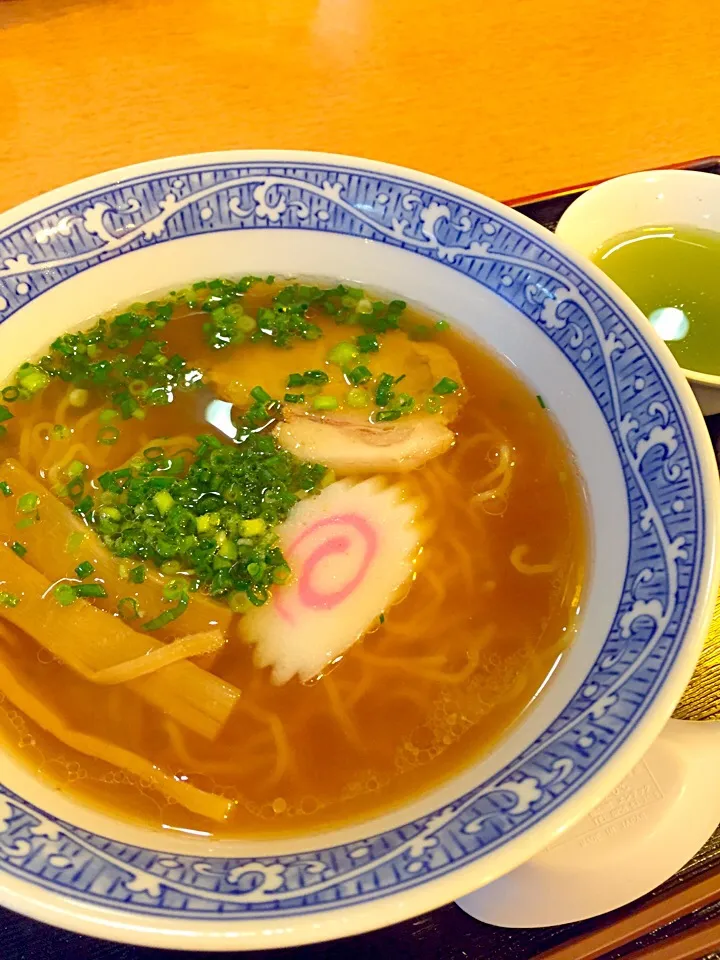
[2,158,720,960]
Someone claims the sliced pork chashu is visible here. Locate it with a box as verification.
[275,409,455,473]
[206,326,465,473]
[208,332,463,414]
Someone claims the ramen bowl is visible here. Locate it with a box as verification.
[0,152,716,950]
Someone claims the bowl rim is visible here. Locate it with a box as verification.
[0,149,717,950]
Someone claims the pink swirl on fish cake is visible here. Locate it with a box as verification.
[275,513,378,621]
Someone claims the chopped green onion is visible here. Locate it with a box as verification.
[97,425,120,445]
[74,495,93,521]
[10,541,26,558]
[425,395,443,414]
[432,377,460,395]
[163,579,186,601]
[273,564,291,584]
[375,410,402,422]
[435,320,450,332]
[0,482,12,497]
[67,460,86,479]
[129,564,146,584]
[0,405,13,423]
[18,493,39,513]
[75,583,108,599]
[66,531,86,553]
[237,314,257,334]
[66,477,85,501]
[356,333,379,353]
[52,424,70,440]
[303,369,330,384]
[250,385,272,404]
[74,560,95,580]
[17,365,50,395]
[153,490,175,515]
[217,536,237,561]
[241,518,266,537]
[347,365,372,385]
[65,391,326,608]
[1,279,427,610]
[229,591,251,614]
[15,517,36,530]
[375,373,395,407]
[118,597,140,620]
[537,394,546,409]
[327,342,358,367]
[142,592,188,630]
[53,583,77,607]
[0,591,19,608]
[68,388,89,407]
[379,612,385,624]
[346,387,370,408]
[195,512,220,534]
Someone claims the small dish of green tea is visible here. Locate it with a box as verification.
[592,225,720,376]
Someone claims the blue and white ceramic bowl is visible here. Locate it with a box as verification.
[0,152,716,950]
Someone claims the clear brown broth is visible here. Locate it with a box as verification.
[0,285,587,837]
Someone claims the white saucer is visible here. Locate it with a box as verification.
[456,719,720,927]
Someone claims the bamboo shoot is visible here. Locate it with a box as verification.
[0,459,231,639]
[0,657,234,821]
[0,544,240,740]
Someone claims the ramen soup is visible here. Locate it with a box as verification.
[0,278,586,837]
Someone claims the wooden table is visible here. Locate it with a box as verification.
[1,1,720,957]
[1,0,719,213]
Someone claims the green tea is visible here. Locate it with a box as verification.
[591,224,720,376]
